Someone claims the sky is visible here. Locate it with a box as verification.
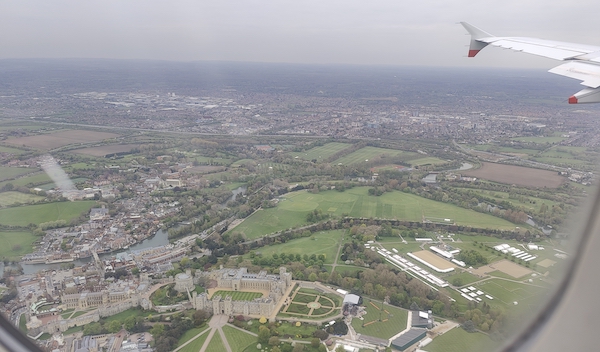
[1,0,599,68]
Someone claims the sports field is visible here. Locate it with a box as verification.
[475,278,547,308]
[232,187,516,239]
[410,157,447,166]
[0,201,96,226]
[247,229,344,264]
[210,290,263,301]
[411,250,456,271]
[334,146,415,165]
[351,298,408,339]
[423,327,497,352]
[0,191,44,207]
[290,142,351,161]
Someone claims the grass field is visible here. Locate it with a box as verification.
[444,271,481,286]
[423,327,498,352]
[0,173,52,189]
[511,136,566,143]
[205,330,225,351]
[351,298,408,339]
[0,167,37,182]
[232,187,517,239]
[410,157,447,166]
[334,146,413,165]
[178,330,210,352]
[0,231,37,260]
[0,200,96,226]
[452,188,558,213]
[462,163,565,188]
[290,142,351,161]
[475,278,549,310]
[210,291,263,301]
[222,326,256,351]
[102,308,153,324]
[0,191,44,207]
[248,229,345,264]
[0,146,28,154]
[177,327,209,347]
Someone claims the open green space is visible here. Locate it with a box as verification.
[423,327,498,352]
[475,278,549,310]
[0,200,96,227]
[0,167,37,182]
[205,330,226,351]
[0,146,28,154]
[0,231,37,261]
[63,325,83,335]
[177,327,209,348]
[334,146,414,165]
[290,142,351,161]
[103,308,153,324]
[233,188,517,240]
[178,329,210,352]
[222,325,257,351]
[410,157,447,166]
[211,290,263,301]
[445,271,481,286]
[0,191,44,207]
[511,136,567,144]
[351,298,408,340]
[0,173,52,189]
[150,284,191,306]
[248,230,344,264]
[19,314,27,332]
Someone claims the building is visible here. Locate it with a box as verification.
[174,271,194,293]
[390,328,427,351]
[193,267,291,318]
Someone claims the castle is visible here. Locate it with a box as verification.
[193,267,291,317]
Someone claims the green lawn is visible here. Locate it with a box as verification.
[205,330,226,351]
[423,327,498,352]
[445,271,481,286]
[334,146,414,165]
[0,231,37,260]
[19,314,27,332]
[0,191,44,207]
[103,308,153,324]
[211,291,263,301]
[475,279,549,309]
[232,188,517,240]
[0,173,52,189]
[222,325,256,351]
[248,229,344,264]
[290,142,352,161]
[410,157,447,166]
[178,329,210,352]
[0,167,37,182]
[177,327,209,347]
[351,298,408,339]
[0,200,96,226]
[511,136,566,143]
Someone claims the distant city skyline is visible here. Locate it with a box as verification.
[1,0,598,68]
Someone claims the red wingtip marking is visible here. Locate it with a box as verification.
[468,50,480,57]
[568,96,578,104]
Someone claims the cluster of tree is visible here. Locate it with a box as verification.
[306,209,329,223]
[457,249,488,266]
[255,322,326,352]
[83,314,147,336]
[460,302,506,335]
[151,310,210,352]
[38,220,67,231]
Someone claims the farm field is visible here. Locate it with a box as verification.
[0,173,52,189]
[210,291,263,301]
[232,187,517,239]
[0,166,37,182]
[452,188,558,213]
[178,330,210,352]
[221,325,256,351]
[0,146,28,154]
[0,200,96,227]
[351,298,408,339]
[5,130,119,150]
[334,146,415,165]
[0,231,37,261]
[423,327,497,352]
[0,191,44,207]
[70,144,139,157]
[247,229,345,265]
[290,142,351,161]
[511,136,567,143]
[462,163,566,188]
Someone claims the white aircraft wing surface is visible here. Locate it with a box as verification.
[461,22,600,104]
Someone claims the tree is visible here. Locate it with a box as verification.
[462,320,476,333]
[258,326,271,344]
[269,336,280,346]
[311,338,320,348]
[108,320,122,333]
[292,344,305,352]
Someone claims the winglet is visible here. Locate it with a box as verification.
[460,22,494,57]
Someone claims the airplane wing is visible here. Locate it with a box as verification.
[461,22,600,104]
